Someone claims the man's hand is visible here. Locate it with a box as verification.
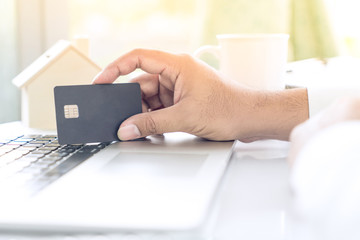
[289,97,360,165]
[93,49,309,141]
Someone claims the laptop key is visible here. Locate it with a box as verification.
[41,156,63,162]
[37,159,58,166]
[27,153,45,159]
[78,145,101,153]
[12,140,29,145]
[48,152,69,158]
[58,148,76,153]
[32,149,52,155]
[4,151,24,160]
[62,144,83,149]
[37,137,57,141]
[15,149,32,155]
[22,134,41,138]
[44,135,57,138]
[1,145,18,151]
[47,143,61,148]
[18,155,41,163]
[7,161,31,171]
[21,167,43,175]
[27,143,45,148]
[32,140,51,144]
[31,162,51,169]
[16,137,35,142]
[19,145,38,151]
[17,158,37,166]
[38,146,59,151]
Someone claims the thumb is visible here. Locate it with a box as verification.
[117,106,182,140]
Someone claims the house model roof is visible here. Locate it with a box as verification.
[12,40,101,88]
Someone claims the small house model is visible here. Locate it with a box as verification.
[13,39,102,130]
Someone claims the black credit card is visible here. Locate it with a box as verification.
[54,83,142,145]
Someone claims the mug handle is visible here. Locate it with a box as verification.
[193,45,221,60]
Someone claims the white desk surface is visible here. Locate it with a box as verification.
[0,122,293,240]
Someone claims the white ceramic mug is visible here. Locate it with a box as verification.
[194,34,289,90]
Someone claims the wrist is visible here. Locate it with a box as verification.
[235,88,309,141]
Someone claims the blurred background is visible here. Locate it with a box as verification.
[1,0,360,123]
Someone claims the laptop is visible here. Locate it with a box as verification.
[0,122,234,235]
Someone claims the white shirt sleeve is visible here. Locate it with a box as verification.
[307,86,360,117]
[290,121,360,239]
[287,57,360,117]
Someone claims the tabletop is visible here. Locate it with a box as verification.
[0,122,293,240]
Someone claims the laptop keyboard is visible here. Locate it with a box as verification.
[0,134,110,196]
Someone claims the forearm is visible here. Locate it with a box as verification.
[238,88,309,141]
[261,88,309,140]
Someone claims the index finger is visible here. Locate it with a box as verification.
[92,49,180,84]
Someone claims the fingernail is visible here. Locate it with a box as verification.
[118,124,141,140]
[91,71,102,84]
